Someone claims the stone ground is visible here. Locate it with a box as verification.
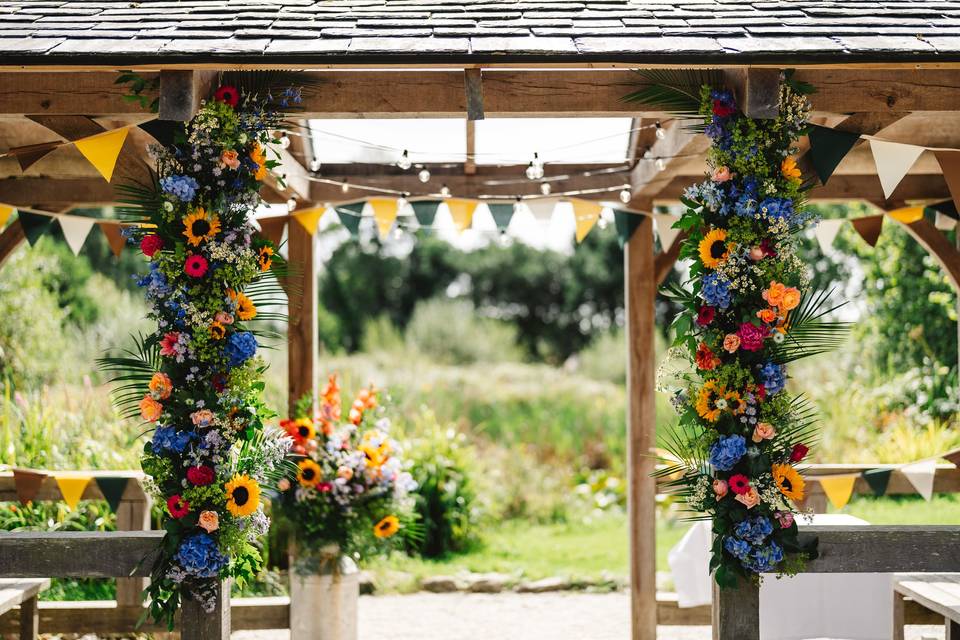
[233,592,946,640]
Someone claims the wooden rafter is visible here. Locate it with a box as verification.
[0,218,24,267]
[628,121,709,210]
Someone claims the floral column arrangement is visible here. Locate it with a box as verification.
[102,79,301,626]
[657,76,846,586]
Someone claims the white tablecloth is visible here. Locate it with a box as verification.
[668,514,893,640]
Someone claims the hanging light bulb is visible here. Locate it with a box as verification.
[286,197,297,212]
[532,152,543,169]
[619,188,632,204]
[597,217,608,230]
[418,168,431,183]
[440,184,451,198]
[525,162,537,180]
[498,230,510,247]
[279,132,291,149]
[655,157,666,171]
[397,195,409,212]
[309,159,321,172]
[392,226,403,240]
[655,121,666,140]
[341,180,350,193]
[540,182,552,195]
[397,150,412,171]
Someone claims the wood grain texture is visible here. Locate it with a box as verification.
[0,531,162,578]
[158,70,217,121]
[0,218,25,268]
[286,219,317,416]
[713,580,760,640]
[724,68,781,119]
[464,68,485,121]
[799,526,960,573]
[181,580,230,640]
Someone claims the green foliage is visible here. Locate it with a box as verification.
[115,71,160,113]
[405,298,522,365]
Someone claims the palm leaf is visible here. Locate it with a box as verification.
[96,333,159,419]
[114,173,161,223]
[770,288,850,365]
[623,69,724,131]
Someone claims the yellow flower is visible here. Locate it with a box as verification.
[374,515,400,539]
[250,143,268,181]
[724,390,746,415]
[772,463,805,502]
[695,380,723,422]
[698,229,729,269]
[257,246,274,272]
[297,459,321,487]
[781,156,802,183]
[227,289,257,321]
[182,207,221,246]
[225,474,260,517]
[209,321,226,340]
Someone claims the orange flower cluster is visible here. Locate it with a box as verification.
[317,373,342,436]
[758,280,800,334]
[349,386,378,425]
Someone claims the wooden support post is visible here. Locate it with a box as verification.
[464,68,484,121]
[18,595,37,640]
[892,590,906,640]
[465,120,477,175]
[723,68,781,119]
[114,480,152,609]
[948,617,960,640]
[181,580,230,640]
[159,70,217,121]
[0,218,25,268]
[286,219,318,415]
[625,215,657,640]
[712,580,760,640]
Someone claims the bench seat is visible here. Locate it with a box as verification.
[0,578,50,640]
[894,573,960,640]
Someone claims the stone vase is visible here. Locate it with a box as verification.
[289,551,359,640]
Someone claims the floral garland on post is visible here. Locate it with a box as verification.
[101,78,302,626]
[652,74,847,587]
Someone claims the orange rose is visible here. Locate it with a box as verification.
[752,422,776,443]
[198,510,219,533]
[734,487,760,509]
[722,334,740,353]
[139,394,163,422]
[221,149,240,170]
[148,372,172,400]
[756,308,777,323]
[780,287,801,311]
[762,281,786,308]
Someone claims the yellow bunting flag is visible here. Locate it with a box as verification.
[0,204,13,229]
[571,199,603,243]
[97,221,126,257]
[887,206,924,224]
[445,199,478,233]
[818,474,858,510]
[55,474,91,511]
[293,207,325,235]
[74,127,129,182]
[368,197,399,239]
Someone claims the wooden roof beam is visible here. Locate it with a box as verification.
[158,70,217,121]
[0,176,115,207]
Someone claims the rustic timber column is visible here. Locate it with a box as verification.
[286,218,318,415]
[181,580,230,640]
[625,214,657,639]
[114,479,152,608]
[712,581,759,640]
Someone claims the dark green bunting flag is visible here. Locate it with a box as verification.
[614,209,641,249]
[18,211,54,246]
[808,124,862,185]
[862,468,893,497]
[95,476,130,513]
[487,203,515,232]
[411,201,441,232]
[336,202,365,237]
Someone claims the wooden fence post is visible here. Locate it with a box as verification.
[286,218,318,416]
[181,580,230,640]
[114,478,151,609]
[712,580,759,640]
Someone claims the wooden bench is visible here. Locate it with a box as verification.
[894,573,960,640]
[0,578,49,640]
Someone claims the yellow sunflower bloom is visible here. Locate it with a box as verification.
[257,246,274,272]
[695,380,723,422]
[698,229,729,269]
[781,156,802,183]
[250,143,268,181]
[227,289,257,321]
[297,459,321,487]
[225,474,260,517]
[374,515,400,539]
[209,321,226,340]
[182,208,221,246]
[772,463,805,502]
[724,390,746,415]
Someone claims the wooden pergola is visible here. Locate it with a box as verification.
[2,2,960,638]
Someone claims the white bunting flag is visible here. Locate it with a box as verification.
[900,459,937,501]
[814,219,844,253]
[869,139,925,199]
[935,211,958,231]
[525,197,560,222]
[654,213,681,251]
[58,215,96,256]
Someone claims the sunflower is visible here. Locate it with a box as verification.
[257,246,274,272]
[374,515,400,539]
[698,229,729,269]
[772,463,805,502]
[209,321,226,340]
[695,380,723,422]
[297,459,321,487]
[724,390,746,415]
[227,289,257,321]
[225,474,260,517]
[781,156,802,183]
[182,208,221,246]
[292,418,315,442]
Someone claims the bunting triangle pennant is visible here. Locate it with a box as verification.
[819,474,858,510]
[487,203,515,232]
[807,125,862,185]
[571,199,603,244]
[97,221,126,257]
[12,469,47,505]
[293,207,325,235]
[18,211,53,246]
[525,197,559,222]
[935,211,958,231]
[887,206,925,224]
[94,476,130,513]
[814,219,844,252]
[851,215,884,248]
[74,127,129,182]
[614,209,641,249]
[862,468,893,497]
[900,459,937,501]
[55,474,91,511]
[257,215,287,247]
[869,139,924,199]
[943,448,960,467]
[929,199,959,220]
[336,202,365,237]
[138,119,179,148]
[0,204,13,229]
[934,149,960,213]
[445,199,478,233]
[57,215,96,256]
[654,213,680,251]
[11,141,59,172]
[368,197,399,239]
[412,201,441,230]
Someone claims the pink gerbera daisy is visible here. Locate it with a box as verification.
[184,254,208,278]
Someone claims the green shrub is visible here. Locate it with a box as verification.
[405,298,522,365]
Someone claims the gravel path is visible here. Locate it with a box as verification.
[233,592,945,640]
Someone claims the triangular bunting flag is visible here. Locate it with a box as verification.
[55,474,91,511]
[487,203,514,232]
[368,197,399,239]
[819,474,857,510]
[74,127,129,182]
[869,139,924,200]
[293,207,325,235]
[929,199,959,220]
[935,211,957,231]
[862,468,892,497]
[11,141,59,172]
[887,206,925,224]
[445,199,478,233]
[851,215,884,248]
[571,199,603,243]
[614,210,641,249]
[943,448,960,467]
[336,202,365,237]
[257,215,287,247]
[57,215,96,256]
[654,213,680,251]
[12,469,47,505]
[814,219,844,252]
[807,125,862,185]
[94,476,130,513]
[525,197,559,222]
[98,221,126,257]
[138,119,179,148]
[900,459,937,501]
[18,211,53,246]
[0,204,13,229]
[412,201,441,230]
[935,149,960,213]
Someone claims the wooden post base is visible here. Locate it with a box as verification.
[181,580,230,640]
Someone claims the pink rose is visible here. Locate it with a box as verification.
[752,422,776,443]
[712,479,728,498]
[734,487,760,509]
[711,166,732,182]
[722,334,740,353]
[198,510,219,533]
[277,478,291,491]
[775,511,795,529]
[736,322,769,352]
[215,311,234,325]
[748,246,765,261]
[190,409,215,428]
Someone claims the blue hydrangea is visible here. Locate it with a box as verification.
[175,533,228,578]
[742,540,784,573]
[159,175,199,202]
[136,262,171,298]
[702,273,732,310]
[757,197,794,223]
[759,362,787,395]
[225,331,257,367]
[152,426,194,454]
[723,536,750,560]
[734,516,774,545]
[709,434,746,471]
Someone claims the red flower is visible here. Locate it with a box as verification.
[728,474,751,495]
[186,465,215,486]
[166,494,190,518]
[712,99,735,118]
[140,234,163,257]
[756,384,767,401]
[184,254,208,278]
[695,343,720,371]
[696,305,715,327]
[790,443,809,463]
[736,322,769,351]
[760,237,778,258]
[214,85,239,107]
[159,331,180,357]
[318,482,333,493]
[211,373,227,393]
